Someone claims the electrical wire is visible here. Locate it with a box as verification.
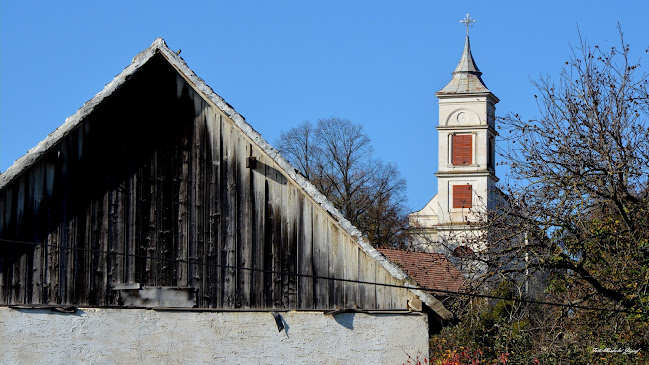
[0,237,647,316]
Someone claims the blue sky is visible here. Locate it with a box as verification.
[1,1,648,211]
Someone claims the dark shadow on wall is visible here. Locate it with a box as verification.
[332,313,354,330]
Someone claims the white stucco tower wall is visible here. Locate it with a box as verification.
[410,33,499,254]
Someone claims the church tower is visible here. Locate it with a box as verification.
[410,14,499,254]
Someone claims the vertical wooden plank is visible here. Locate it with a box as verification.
[186,95,199,289]
[329,223,343,308]
[387,276,398,310]
[86,194,96,306]
[63,216,76,305]
[278,171,287,309]
[193,101,207,304]
[282,185,293,308]
[59,140,71,306]
[357,251,377,309]
[392,279,408,309]
[105,188,115,303]
[0,189,11,303]
[343,238,359,308]
[214,114,225,308]
[98,191,109,305]
[26,167,38,303]
[384,275,394,310]
[41,162,55,304]
[47,224,60,304]
[251,151,266,308]
[297,194,313,308]
[282,184,298,308]
[135,166,145,287]
[236,141,252,308]
[312,208,329,309]
[108,182,125,305]
[10,241,25,304]
[206,110,221,308]
[0,192,5,304]
[27,167,40,304]
[157,141,174,287]
[263,179,273,309]
[0,249,5,303]
[12,179,26,304]
[221,121,237,307]
[267,163,285,308]
[126,171,137,284]
[116,182,125,299]
[0,191,4,238]
[389,276,405,310]
[375,264,387,309]
[384,276,394,309]
[31,240,43,304]
[145,154,157,287]
[74,205,91,305]
[290,186,300,308]
[176,115,190,288]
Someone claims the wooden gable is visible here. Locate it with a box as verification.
[0,39,451,319]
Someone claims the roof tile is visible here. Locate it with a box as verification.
[377,248,467,294]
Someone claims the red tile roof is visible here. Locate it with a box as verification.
[377,248,467,294]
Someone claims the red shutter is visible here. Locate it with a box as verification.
[453,185,472,208]
[452,134,472,165]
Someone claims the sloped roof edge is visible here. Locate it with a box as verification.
[0,38,453,320]
[411,193,438,215]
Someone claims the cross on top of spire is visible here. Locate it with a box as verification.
[460,13,475,36]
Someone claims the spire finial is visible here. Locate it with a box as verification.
[460,13,475,36]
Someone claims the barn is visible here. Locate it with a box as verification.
[0,38,454,363]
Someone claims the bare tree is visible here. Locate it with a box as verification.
[476,28,649,358]
[430,28,648,364]
[276,117,408,246]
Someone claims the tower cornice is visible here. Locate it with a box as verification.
[436,124,499,136]
[435,170,499,182]
[436,91,500,104]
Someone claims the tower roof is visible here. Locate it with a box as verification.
[437,36,491,95]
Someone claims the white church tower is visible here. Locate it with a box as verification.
[410,14,499,255]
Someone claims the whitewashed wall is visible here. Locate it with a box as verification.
[0,307,429,364]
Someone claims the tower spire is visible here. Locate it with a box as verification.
[453,35,481,75]
[437,13,490,95]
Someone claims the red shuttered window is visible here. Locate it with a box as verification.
[453,184,472,208]
[452,134,472,165]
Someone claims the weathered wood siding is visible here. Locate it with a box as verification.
[0,54,414,309]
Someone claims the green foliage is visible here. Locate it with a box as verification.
[429,283,531,364]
